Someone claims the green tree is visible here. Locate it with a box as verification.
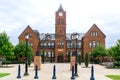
[14,42,26,59]
[85,53,89,67]
[91,45,106,63]
[67,51,70,63]
[78,54,81,65]
[14,41,33,66]
[0,32,14,59]
[28,46,33,66]
[50,52,53,63]
[107,40,120,62]
[42,51,45,63]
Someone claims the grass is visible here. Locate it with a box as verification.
[0,73,10,78]
[106,75,120,80]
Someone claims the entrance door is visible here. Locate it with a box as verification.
[57,53,63,62]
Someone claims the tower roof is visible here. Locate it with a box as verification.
[58,4,64,12]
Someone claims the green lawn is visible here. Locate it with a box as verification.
[106,75,120,80]
[0,73,10,78]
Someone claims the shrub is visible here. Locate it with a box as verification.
[114,62,120,68]
[85,53,89,67]
[2,60,24,64]
[78,54,81,65]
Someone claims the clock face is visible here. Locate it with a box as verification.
[59,12,63,16]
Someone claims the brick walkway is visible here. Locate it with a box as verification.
[0,63,120,80]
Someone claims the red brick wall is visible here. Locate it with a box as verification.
[82,24,106,60]
[18,26,40,56]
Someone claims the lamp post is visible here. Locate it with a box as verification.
[71,33,79,77]
[74,33,79,76]
[24,34,29,76]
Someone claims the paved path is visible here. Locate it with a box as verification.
[0,63,120,80]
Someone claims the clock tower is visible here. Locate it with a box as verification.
[55,4,66,62]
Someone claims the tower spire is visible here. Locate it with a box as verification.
[58,4,64,11]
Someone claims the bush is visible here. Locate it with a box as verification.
[85,53,89,67]
[67,52,70,63]
[78,54,81,65]
[114,62,120,68]
[2,60,24,64]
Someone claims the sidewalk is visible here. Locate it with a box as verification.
[0,63,119,80]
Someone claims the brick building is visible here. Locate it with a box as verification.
[18,5,106,62]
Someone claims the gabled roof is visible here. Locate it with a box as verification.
[84,24,106,38]
[18,25,31,39]
[33,30,40,38]
[18,25,40,39]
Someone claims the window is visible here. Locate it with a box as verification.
[51,42,54,48]
[62,42,64,45]
[93,41,96,48]
[89,42,92,48]
[78,51,81,55]
[89,41,100,48]
[93,32,95,37]
[97,41,100,45]
[71,42,73,48]
[90,32,93,37]
[44,43,46,46]
[41,51,46,57]
[40,43,44,48]
[48,43,51,46]
[48,52,51,57]
[70,52,72,56]
[44,43,47,48]
[29,43,33,47]
[58,41,64,48]
[78,42,81,48]
[90,32,98,37]
[48,42,51,48]
[95,32,98,37]
[44,52,47,57]
[67,42,70,48]
[52,52,54,57]
[40,42,47,48]
[29,33,32,38]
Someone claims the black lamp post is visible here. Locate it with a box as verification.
[75,33,79,76]
[24,34,29,76]
[73,33,79,77]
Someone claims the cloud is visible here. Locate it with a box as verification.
[0,0,120,48]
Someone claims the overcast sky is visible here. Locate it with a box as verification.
[0,0,120,48]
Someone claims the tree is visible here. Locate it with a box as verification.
[91,45,106,63]
[50,52,53,63]
[78,54,81,65]
[28,47,33,66]
[14,41,33,66]
[14,42,26,59]
[0,32,14,59]
[85,52,89,67]
[42,51,45,63]
[67,51,70,63]
[107,40,120,62]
